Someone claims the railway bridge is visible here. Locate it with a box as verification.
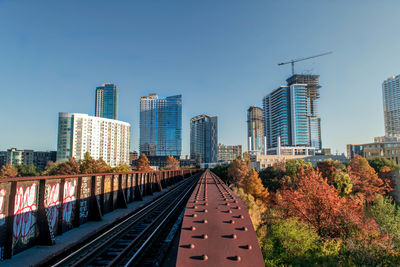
[0,169,264,266]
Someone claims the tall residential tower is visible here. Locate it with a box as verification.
[57,113,130,167]
[383,75,400,136]
[95,83,118,120]
[190,115,218,164]
[139,94,182,157]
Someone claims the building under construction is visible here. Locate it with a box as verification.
[287,74,322,150]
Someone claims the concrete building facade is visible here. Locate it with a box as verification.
[6,148,34,166]
[247,106,264,155]
[217,144,242,163]
[383,75,400,136]
[57,112,130,167]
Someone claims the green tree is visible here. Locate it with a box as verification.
[17,164,40,177]
[258,165,286,192]
[285,159,313,178]
[368,157,400,173]
[0,164,19,178]
[211,164,229,184]
[366,194,400,246]
[262,217,321,266]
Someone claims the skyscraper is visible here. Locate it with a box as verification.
[139,94,182,157]
[287,75,322,150]
[383,75,400,136]
[57,113,130,167]
[190,115,218,164]
[263,74,322,153]
[247,106,264,154]
[95,83,118,120]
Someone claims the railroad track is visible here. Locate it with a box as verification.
[47,171,203,267]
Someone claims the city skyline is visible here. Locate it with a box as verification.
[1,1,400,155]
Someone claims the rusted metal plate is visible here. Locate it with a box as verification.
[177,169,264,267]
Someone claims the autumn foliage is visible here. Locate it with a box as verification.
[164,156,180,170]
[348,155,391,203]
[136,153,153,172]
[0,164,19,178]
[213,155,400,265]
[276,167,363,238]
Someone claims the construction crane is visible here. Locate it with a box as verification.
[278,51,333,75]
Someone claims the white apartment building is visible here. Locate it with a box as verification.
[57,113,130,167]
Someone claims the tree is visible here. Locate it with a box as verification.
[259,165,286,192]
[17,164,40,177]
[348,155,391,203]
[137,153,153,171]
[368,157,399,173]
[0,164,19,178]
[211,164,229,184]
[232,187,266,231]
[276,167,364,238]
[366,194,400,246]
[262,217,321,266]
[44,157,80,175]
[111,163,132,173]
[80,152,111,174]
[165,156,180,170]
[285,159,313,178]
[317,159,352,196]
[241,168,269,203]
[227,156,250,187]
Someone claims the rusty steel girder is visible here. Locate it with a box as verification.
[177,169,264,266]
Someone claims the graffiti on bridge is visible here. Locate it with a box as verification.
[62,179,77,230]
[13,183,38,252]
[44,182,60,233]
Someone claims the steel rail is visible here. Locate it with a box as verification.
[119,173,199,266]
[51,172,202,267]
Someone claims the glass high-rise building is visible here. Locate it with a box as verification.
[95,83,118,120]
[263,74,322,151]
[383,75,400,136]
[190,115,218,164]
[247,106,264,154]
[139,94,182,157]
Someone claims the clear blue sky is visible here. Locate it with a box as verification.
[0,0,399,156]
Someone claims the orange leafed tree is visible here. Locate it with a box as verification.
[137,153,153,171]
[241,168,269,203]
[348,155,391,203]
[0,164,19,178]
[228,156,250,186]
[44,157,80,175]
[165,156,180,170]
[276,167,364,238]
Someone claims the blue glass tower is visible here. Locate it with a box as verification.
[190,115,218,163]
[95,83,118,120]
[140,94,182,157]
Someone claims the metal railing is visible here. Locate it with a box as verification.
[0,169,200,259]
